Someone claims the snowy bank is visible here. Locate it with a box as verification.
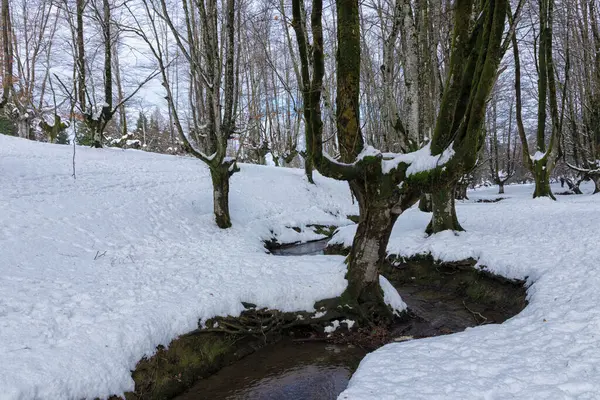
[0,136,360,399]
[339,182,600,399]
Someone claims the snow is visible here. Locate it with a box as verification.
[381,142,455,175]
[379,275,407,316]
[324,320,341,333]
[531,150,546,161]
[356,145,381,160]
[0,135,358,400]
[340,182,600,399]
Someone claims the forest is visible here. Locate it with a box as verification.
[1,0,600,399]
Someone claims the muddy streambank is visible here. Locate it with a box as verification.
[120,238,527,400]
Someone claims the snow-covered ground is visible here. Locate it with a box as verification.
[339,181,600,399]
[5,134,600,400]
[0,136,359,399]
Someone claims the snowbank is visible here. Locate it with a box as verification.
[0,136,358,399]
[340,182,600,399]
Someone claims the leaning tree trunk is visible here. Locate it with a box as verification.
[210,166,233,229]
[427,185,464,234]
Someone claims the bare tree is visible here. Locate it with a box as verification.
[128,0,240,228]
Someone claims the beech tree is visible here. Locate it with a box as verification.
[129,0,240,228]
[487,95,518,194]
[513,0,564,199]
[293,0,512,322]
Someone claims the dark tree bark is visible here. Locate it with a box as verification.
[0,0,12,109]
[76,0,86,113]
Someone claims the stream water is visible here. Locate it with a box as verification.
[176,238,525,399]
[176,341,365,400]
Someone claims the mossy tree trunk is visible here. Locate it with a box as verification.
[345,200,397,322]
[418,193,432,212]
[426,186,463,234]
[533,160,555,199]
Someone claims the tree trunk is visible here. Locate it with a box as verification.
[533,161,555,199]
[427,186,463,234]
[593,175,600,194]
[498,182,505,194]
[305,155,314,184]
[455,183,469,200]
[344,186,398,322]
[17,117,32,140]
[418,193,432,212]
[210,166,232,229]
[92,127,103,148]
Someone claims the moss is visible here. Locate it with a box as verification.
[323,243,351,256]
[307,224,338,237]
[346,215,360,223]
[125,333,267,400]
[383,255,527,313]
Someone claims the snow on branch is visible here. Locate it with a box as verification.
[382,143,455,176]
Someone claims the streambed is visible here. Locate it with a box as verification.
[173,239,526,399]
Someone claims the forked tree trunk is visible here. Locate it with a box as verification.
[210,166,233,229]
[427,186,464,234]
[533,161,555,199]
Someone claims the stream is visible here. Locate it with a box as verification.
[176,341,365,400]
[175,238,526,399]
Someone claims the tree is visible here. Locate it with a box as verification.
[487,96,517,194]
[293,0,510,322]
[513,0,564,199]
[129,0,240,228]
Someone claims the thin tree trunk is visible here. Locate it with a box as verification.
[498,182,505,194]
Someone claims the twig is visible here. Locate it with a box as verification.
[462,300,488,325]
[94,250,107,260]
